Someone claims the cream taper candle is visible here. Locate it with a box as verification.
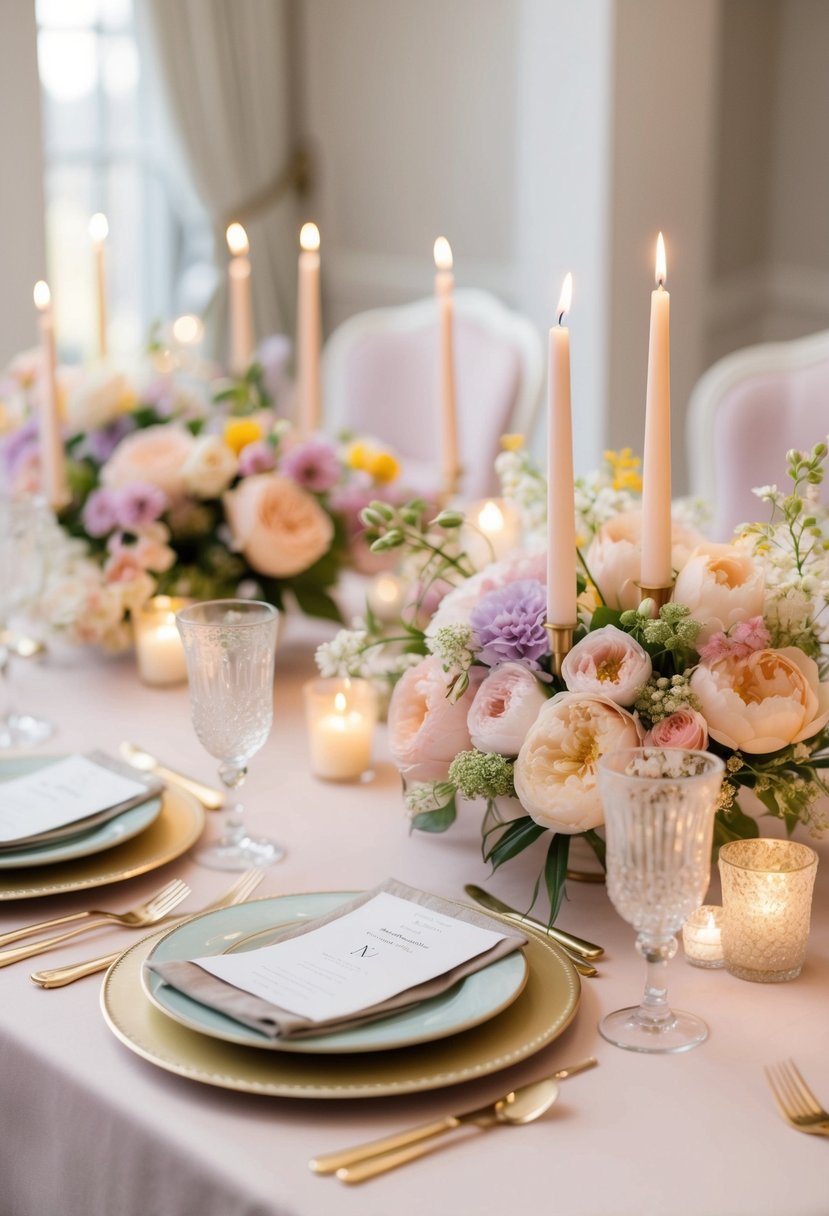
[89,212,109,359]
[641,232,672,589]
[434,236,459,498]
[33,281,68,510]
[226,222,255,376]
[297,221,322,436]
[547,272,577,625]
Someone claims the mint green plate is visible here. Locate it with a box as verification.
[142,893,528,1055]
[0,756,162,869]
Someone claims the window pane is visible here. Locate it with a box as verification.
[103,35,140,148]
[44,165,97,363]
[36,0,98,30]
[106,161,143,353]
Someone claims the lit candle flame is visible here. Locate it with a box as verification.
[300,221,320,252]
[89,212,109,243]
[172,314,204,346]
[226,222,249,256]
[334,691,347,713]
[557,272,573,324]
[655,232,667,287]
[433,236,453,271]
[478,500,505,533]
[33,280,51,311]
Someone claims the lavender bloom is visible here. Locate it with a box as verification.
[280,437,341,493]
[116,482,168,530]
[79,415,136,464]
[238,439,276,477]
[469,579,550,673]
[0,418,40,476]
[82,487,122,537]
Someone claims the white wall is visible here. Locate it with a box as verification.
[0,1,46,366]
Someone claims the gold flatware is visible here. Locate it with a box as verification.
[464,884,604,959]
[0,878,190,968]
[311,1057,597,1181]
[30,869,265,988]
[119,742,224,810]
[765,1060,829,1136]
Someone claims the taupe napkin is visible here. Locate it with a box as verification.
[147,878,527,1041]
[0,751,165,851]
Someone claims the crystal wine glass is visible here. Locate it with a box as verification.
[176,599,281,870]
[0,493,54,748]
[597,747,725,1053]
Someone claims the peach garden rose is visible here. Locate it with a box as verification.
[388,655,485,783]
[514,692,641,833]
[467,662,548,756]
[644,708,708,750]
[585,511,705,612]
[223,473,334,578]
[672,543,764,644]
[691,648,829,754]
[561,624,652,705]
[102,424,195,500]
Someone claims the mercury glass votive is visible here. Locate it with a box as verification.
[134,596,192,687]
[719,839,818,983]
[682,905,725,969]
[303,678,378,782]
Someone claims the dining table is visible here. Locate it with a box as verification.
[1,608,827,1216]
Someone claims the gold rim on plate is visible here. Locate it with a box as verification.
[100,897,581,1100]
[0,786,204,900]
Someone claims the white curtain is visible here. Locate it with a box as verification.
[144,0,298,358]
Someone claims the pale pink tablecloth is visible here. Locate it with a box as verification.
[0,614,827,1216]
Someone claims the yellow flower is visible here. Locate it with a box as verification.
[224,418,262,455]
[500,433,525,452]
[603,446,642,493]
[346,440,370,471]
[366,450,400,484]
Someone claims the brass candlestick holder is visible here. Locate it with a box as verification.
[545,623,575,679]
[636,582,675,614]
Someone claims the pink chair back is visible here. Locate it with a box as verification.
[323,290,543,499]
[687,333,829,539]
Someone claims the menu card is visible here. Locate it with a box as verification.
[195,891,507,1023]
[0,754,153,844]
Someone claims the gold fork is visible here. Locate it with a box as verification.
[0,878,191,968]
[30,869,265,987]
[765,1060,829,1136]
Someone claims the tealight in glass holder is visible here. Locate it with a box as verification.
[304,678,378,782]
[682,905,725,969]
[719,839,818,983]
[134,596,192,687]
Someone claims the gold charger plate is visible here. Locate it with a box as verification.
[0,786,204,900]
[100,900,581,1100]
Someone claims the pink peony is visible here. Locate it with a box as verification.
[388,655,485,783]
[691,648,829,754]
[644,709,708,750]
[467,663,548,756]
[222,473,334,578]
[586,511,705,612]
[102,424,195,500]
[561,624,652,705]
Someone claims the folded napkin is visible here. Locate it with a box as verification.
[147,878,527,1041]
[0,751,164,851]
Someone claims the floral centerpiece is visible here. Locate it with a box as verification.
[317,440,829,921]
[0,347,406,650]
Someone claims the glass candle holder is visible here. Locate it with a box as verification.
[682,905,725,969]
[304,678,378,782]
[134,596,192,687]
[719,839,818,983]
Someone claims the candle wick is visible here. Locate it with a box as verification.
[557,310,566,326]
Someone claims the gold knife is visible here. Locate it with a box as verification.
[119,742,224,810]
[464,884,604,959]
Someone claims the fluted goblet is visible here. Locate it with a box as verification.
[176,599,281,870]
[597,747,725,1053]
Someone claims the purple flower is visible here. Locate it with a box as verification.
[256,334,292,405]
[280,438,341,493]
[238,439,276,477]
[469,579,550,673]
[116,482,168,530]
[82,487,121,537]
[78,415,136,464]
[0,418,40,477]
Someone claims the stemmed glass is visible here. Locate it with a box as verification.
[0,493,54,748]
[596,747,725,1053]
[176,599,282,870]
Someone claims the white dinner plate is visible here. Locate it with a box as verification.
[0,756,162,868]
[142,892,529,1054]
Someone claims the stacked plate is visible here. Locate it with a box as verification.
[0,755,204,899]
[101,892,583,1099]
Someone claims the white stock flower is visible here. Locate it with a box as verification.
[182,435,238,499]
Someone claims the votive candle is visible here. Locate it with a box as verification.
[719,839,818,983]
[304,678,378,782]
[134,596,192,687]
[682,904,725,968]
